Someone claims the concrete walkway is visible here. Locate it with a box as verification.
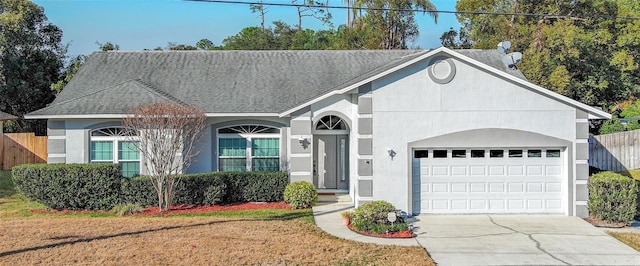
[312,202,640,265]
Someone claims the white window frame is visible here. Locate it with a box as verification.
[217,125,281,172]
[89,127,141,177]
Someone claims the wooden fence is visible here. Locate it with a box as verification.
[588,130,640,172]
[0,132,47,170]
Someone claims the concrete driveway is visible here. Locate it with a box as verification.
[412,215,640,265]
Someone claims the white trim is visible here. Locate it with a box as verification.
[205,113,281,117]
[26,112,283,120]
[217,126,282,172]
[575,180,588,185]
[48,154,66,157]
[290,153,311,158]
[48,136,65,140]
[576,119,589,123]
[26,114,130,119]
[576,139,588,144]
[279,47,611,119]
[290,171,312,176]
[576,159,588,164]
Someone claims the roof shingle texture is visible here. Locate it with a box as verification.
[31,49,526,116]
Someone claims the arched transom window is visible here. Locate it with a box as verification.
[218,125,280,172]
[316,115,347,130]
[90,127,140,178]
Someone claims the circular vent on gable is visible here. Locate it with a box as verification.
[427,56,456,84]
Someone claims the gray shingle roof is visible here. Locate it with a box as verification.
[29,49,527,116]
[454,49,528,80]
[0,111,17,121]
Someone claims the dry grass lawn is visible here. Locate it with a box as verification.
[608,231,640,252]
[0,215,434,265]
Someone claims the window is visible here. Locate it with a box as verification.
[490,150,504,158]
[508,150,523,158]
[90,127,140,178]
[433,150,447,158]
[527,150,542,158]
[316,115,346,130]
[218,125,280,172]
[414,150,429,158]
[546,149,561,158]
[471,150,485,158]
[452,150,466,158]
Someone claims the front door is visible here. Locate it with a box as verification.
[314,135,348,190]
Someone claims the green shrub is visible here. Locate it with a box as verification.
[283,181,317,209]
[351,200,408,234]
[120,176,157,207]
[121,171,288,207]
[599,117,626,135]
[588,171,638,224]
[112,203,143,216]
[12,164,122,210]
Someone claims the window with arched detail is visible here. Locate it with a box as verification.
[316,115,347,130]
[217,125,280,172]
[89,127,140,177]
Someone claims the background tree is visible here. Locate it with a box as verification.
[122,102,206,211]
[50,55,85,95]
[250,0,268,32]
[439,27,473,49]
[456,0,640,110]
[96,41,120,51]
[0,0,65,134]
[352,0,438,49]
[292,0,332,31]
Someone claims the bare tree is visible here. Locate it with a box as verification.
[123,102,207,211]
[250,0,268,32]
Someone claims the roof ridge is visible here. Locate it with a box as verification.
[43,79,184,111]
[130,79,189,106]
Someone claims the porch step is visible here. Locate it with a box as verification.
[317,193,352,203]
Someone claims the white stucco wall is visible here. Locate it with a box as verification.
[370,57,578,212]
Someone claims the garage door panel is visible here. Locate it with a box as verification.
[451,183,467,192]
[470,166,486,175]
[546,183,561,192]
[451,166,467,175]
[412,148,564,214]
[432,166,448,176]
[489,166,505,175]
[507,165,524,175]
[432,183,448,192]
[527,183,544,193]
[470,183,486,192]
[489,183,505,192]
[526,165,543,175]
[546,165,561,175]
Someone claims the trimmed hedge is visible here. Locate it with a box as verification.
[120,171,288,206]
[12,164,121,210]
[588,171,638,224]
[13,163,289,210]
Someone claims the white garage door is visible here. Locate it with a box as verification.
[411,148,564,214]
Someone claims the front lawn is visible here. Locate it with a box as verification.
[608,232,640,252]
[0,170,434,265]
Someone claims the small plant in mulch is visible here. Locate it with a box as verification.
[348,200,414,238]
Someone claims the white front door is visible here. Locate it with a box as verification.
[412,148,564,214]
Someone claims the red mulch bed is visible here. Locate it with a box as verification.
[136,202,291,216]
[347,224,414,238]
[30,202,292,216]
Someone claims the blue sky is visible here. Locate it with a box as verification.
[33,0,461,57]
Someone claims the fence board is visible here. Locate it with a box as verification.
[589,130,640,172]
[1,133,47,170]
